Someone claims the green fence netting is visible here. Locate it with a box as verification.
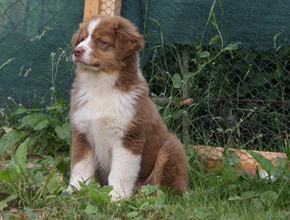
[122,0,290,151]
[0,0,83,107]
[123,0,290,50]
[1,0,290,151]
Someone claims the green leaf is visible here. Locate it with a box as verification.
[20,113,50,130]
[34,171,45,187]
[273,67,283,79]
[224,43,240,51]
[0,130,27,156]
[34,120,50,130]
[0,201,7,211]
[241,191,257,199]
[0,193,17,211]
[139,202,150,210]
[84,204,97,214]
[285,148,290,160]
[55,124,71,145]
[63,123,72,134]
[228,195,242,201]
[222,149,240,167]
[162,106,171,118]
[43,169,62,194]
[10,107,26,117]
[140,184,159,197]
[275,157,286,169]
[15,138,29,174]
[171,96,183,103]
[249,151,275,176]
[172,73,182,89]
[221,165,237,181]
[5,193,18,203]
[172,109,184,120]
[193,207,212,219]
[7,166,18,182]
[199,51,210,58]
[260,191,277,206]
[56,160,70,173]
[209,35,220,45]
[252,198,263,209]
[24,207,38,219]
[127,212,139,218]
[216,128,224,133]
[0,170,10,182]
[210,13,217,27]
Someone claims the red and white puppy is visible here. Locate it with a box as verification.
[68,15,188,200]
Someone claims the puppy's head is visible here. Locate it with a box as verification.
[72,15,144,72]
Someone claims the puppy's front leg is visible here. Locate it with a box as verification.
[67,151,95,192]
[108,146,141,201]
[66,132,95,192]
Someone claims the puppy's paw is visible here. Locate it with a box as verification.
[63,186,75,194]
[109,190,123,202]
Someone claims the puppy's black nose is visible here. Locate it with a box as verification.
[73,47,84,57]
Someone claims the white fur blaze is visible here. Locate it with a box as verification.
[108,146,141,201]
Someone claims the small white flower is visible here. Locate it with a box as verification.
[7,96,11,100]
[62,50,65,54]
[183,111,187,114]
[161,93,164,96]
[259,134,263,137]
[165,71,169,74]
[151,92,154,96]
[51,97,54,100]
[19,104,22,107]
[212,62,216,65]
[181,80,184,83]
[211,130,214,133]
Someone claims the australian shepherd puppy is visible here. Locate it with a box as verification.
[67,15,188,200]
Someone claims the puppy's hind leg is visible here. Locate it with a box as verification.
[146,133,188,194]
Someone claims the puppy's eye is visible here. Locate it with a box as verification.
[97,40,106,45]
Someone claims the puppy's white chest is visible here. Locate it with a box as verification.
[71,72,139,172]
[72,72,137,132]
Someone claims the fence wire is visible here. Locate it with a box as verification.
[1,0,290,159]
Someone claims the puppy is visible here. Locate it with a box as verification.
[67,15,188,200]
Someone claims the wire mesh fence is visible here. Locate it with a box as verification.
[0,0,83,111]
[1,0,290,156]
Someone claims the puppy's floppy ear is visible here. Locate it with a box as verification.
[114,22,144,61]
[71,23,87,51]
[71,32,79,49]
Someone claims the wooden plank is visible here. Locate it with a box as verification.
[83,0,102,20]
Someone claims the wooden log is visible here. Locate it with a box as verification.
[195,145,288,176]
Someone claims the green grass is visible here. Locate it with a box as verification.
[1,132,290,219]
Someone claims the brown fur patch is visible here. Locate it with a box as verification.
[70,130,91,171]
